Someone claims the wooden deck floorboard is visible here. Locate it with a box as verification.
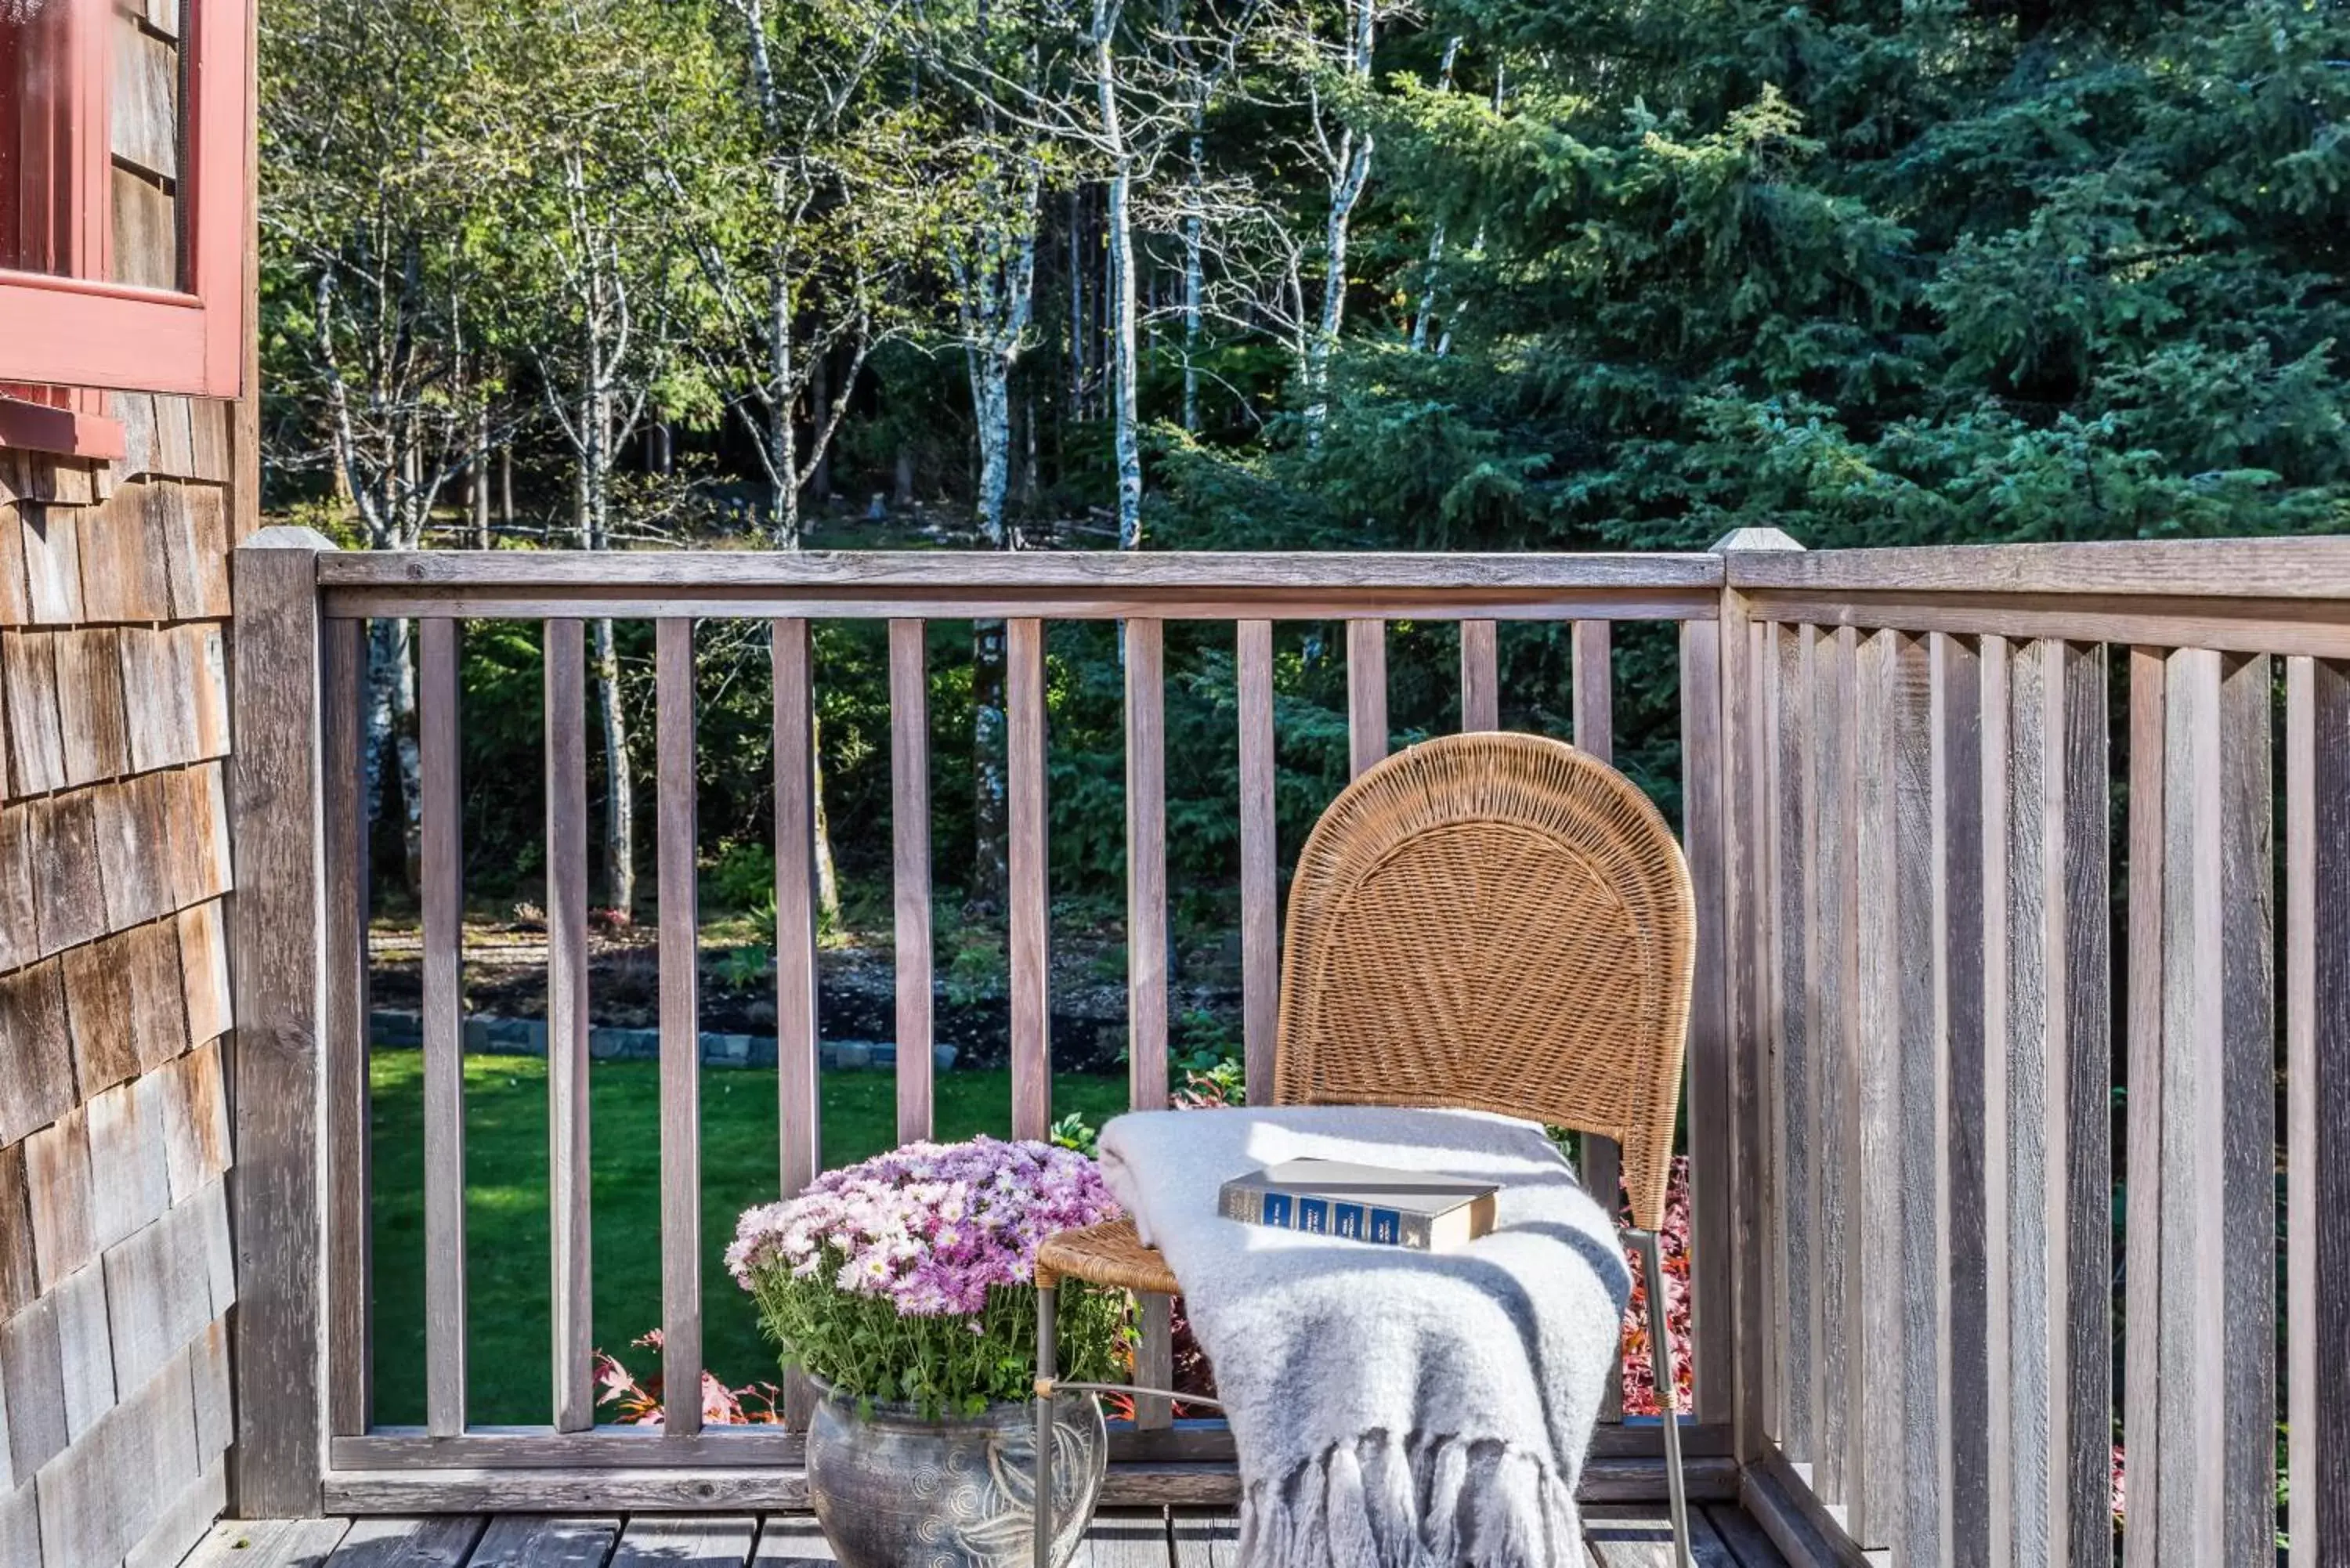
[178,1503,1789,1568]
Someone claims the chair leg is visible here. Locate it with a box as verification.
[1034,1281,1058,1568]
[1632,1228,1691,1568]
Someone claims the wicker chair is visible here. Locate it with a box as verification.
[1032,731,1698,1568]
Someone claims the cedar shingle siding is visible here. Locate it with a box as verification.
[0,386,244,1566]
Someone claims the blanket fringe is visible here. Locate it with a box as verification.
[1237,1431,1580,1568]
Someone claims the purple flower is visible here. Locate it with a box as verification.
[727,1137,1120,1318]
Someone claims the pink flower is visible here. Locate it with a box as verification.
[727,1136,1121,1319]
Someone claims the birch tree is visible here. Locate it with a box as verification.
[261,0,519,883]
[1285,0,1386,428]
[471,0,690,915]
[911,0,1264,548]
[663,0,919,550]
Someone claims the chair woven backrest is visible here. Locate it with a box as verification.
[1274,731,1695,1231]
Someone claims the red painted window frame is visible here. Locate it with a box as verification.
[0,0,251,410]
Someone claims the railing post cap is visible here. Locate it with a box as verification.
[1708,526,1804,554]
[241,524,342,552]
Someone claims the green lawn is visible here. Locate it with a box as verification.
[368,1050,1133,1425]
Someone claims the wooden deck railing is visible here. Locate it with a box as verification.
[225,533,2350,1566]
[1716,538,2349,1566]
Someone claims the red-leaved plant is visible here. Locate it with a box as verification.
[595,1329,786,1425]
[1616,1156,1694,1415]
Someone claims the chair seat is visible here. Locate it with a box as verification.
[1034,1217,1180,1295]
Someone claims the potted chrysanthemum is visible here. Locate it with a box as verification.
[728,1138,1129,1568]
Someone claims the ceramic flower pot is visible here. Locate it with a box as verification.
[804,1383,1108,1568]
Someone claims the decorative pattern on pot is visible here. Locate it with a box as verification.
[805,1389,1108,1568]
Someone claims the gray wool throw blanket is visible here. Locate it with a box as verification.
[1096,1105,1629,1568]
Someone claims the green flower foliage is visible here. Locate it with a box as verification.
[747,1265,1129,1418]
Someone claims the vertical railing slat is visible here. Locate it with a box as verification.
[890,620,934,1143]
[1008,618,1050,1143]
[1728,611,1776,1461]
[2154,647,2274,1566]
[2001,639,2113,1566]
[1575,620,1624,1422]
[1846,629,1907,1548]
[545,618,593,1433]
[2288,655,2350,1567]
[1679,619,1730,1426]
[1979,634,2013,1568]
[1126,617,1171,1427]
[2286,655,2312,1568]
[1347,619,1386,779]
[656,617,703,1436]
[2054,645,2113,1568]
[1773,624,1814,1465]
[419,616,467,1439]
[1459,620,1499,732]
[772,618,820,1198]
[1755,618,1785,1455]
[1238,620,1278,1109]
[1932,632,1988,1568]
[1811,625,1854,1505]
[2000,638,2054,1566]
[2121,648,2167,1568]
[323,615,371,1438]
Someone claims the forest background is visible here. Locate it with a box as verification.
[262,0,2350,1420]
[265,0,2350,952]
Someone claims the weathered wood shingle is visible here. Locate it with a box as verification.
[0,961,74,1147]
[103,1198,218,1396]
[34,1342,201,1568]
[150,397,196,480]
[0,504,29,627]
[0,1292,67,1483]
[125,918,191,1071]
[110,20,179,183]
[29,791,107,954]
[0,806,39,970]
[55,627,130,786]
[24,1106,96,1289]
[18,504,85,625]
[164,764,233,906]
[86,1078,172,1248]
[63,933,143,1097]
[3,630,66,795]
[177,901,232,1046]
[53,1259,117,1440]
[163,488,233,619]
[0,1479,35,1568]
[159,1041,230,1202]
[95,771,173,930]
[78,486,173,624]
[0,1141,37,1321]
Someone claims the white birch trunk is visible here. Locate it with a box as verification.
[1408,36,1462,354]
[1183,128,1205,433]
[769,270,803,548]
[1106,165,1143,546]
[365,616,425,892]
[1303,0,1377,432]
[473,403,493,545]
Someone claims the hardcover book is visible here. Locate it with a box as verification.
[1217,1158,1499,1252]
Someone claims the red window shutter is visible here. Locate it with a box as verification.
[0,0,251,421]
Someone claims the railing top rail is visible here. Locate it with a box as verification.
[306,548,1727,622]
[313,547,1725,590]
[1725,533,2350,599]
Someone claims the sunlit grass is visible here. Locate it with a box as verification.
[367,1050,1133,1425]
